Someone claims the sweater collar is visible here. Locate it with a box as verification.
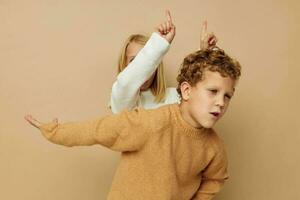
[170,103,211,139]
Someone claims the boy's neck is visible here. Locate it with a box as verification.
[178,102,204,129]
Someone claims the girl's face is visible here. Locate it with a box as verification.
[125,42,144,65]
[180,70,236,129]
[125,42,156,91]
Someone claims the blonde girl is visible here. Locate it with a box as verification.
[110,11,217,113]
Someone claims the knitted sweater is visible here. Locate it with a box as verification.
[110,32,180,114]
[39,104,228,200]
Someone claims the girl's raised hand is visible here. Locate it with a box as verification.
[200,21,218,50]
[24,114,57,129]
[156,10,176,44]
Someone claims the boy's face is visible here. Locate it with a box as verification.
[180,70,236,129]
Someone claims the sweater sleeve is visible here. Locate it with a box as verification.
[38,108,151,152]
[110,32,170,114]
[192,143,229,200]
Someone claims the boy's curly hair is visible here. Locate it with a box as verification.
[176,48,241,97]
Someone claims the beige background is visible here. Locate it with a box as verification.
[1,0,299,199]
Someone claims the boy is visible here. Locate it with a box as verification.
[25,48,241,200]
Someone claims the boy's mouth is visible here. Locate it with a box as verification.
[210,112,220,118]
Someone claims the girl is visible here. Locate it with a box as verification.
[110,11,217,113]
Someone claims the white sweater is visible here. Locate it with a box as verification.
[110,32,180,114]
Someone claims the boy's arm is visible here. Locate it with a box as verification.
[192,145,229,200]
[110,32,170,113]
[37,108,151,152]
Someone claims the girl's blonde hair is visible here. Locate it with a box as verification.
[118,34,166,102]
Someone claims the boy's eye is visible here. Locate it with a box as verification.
[225,94,232,100]
[209,89,218,94]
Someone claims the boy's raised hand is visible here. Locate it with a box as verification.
[24,114,57,129]
[156,10,176,44]
[200,21,218,50]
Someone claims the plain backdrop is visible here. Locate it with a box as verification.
[1,0,299,199]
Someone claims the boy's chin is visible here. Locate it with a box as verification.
[198,121,216,129]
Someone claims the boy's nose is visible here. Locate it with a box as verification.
[215,97,225,107]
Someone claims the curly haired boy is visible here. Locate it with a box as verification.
[25,48,241,200]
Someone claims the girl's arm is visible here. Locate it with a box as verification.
[24,109,151,152]
[110,11,175,114]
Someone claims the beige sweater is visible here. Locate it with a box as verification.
[39,104,229,200]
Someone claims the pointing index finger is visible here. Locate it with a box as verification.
[201,20,208,39]
[166,10,172,23]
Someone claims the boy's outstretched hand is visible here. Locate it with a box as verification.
[24,114,57,129]
[156,10,176,44]
[200,21,218,50]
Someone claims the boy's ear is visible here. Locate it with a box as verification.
[180,81,192,101]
